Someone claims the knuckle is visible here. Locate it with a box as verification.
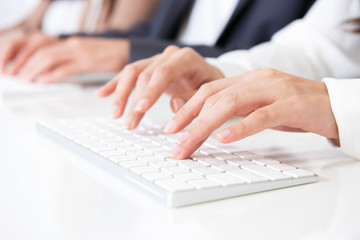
[198,82,215,95]
[258,68,279,78]
[180,47,195,57]
[254,108,274,124]
[175,105,188,118]
[164,45,180,53]
[203,96,218,109]
[175,104,195,120]
[238,121,250,134]
[222,92,239,106]
[138,71,152,83]
[123,64,138,76]
[154,65,170,77]
[195,117,209,130]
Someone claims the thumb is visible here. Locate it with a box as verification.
[170,90,197,113]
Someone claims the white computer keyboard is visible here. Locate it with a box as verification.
[37,117,318,207]
[0,74,82,104]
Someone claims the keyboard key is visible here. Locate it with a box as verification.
[199,147,223,155]
[197,157,225,166]
[241,164,292,181]
[189,179,220,189]
[227,169,269,183]
[211,163,239,171]
[155,179,195,192]
[142,172,172,182]
[99,150,126,158]
[251,159,279,165]
[165,158,194,164]
[109,155,136,163]
[232,151,259,159]
[283,169,315,178]
[174,172,204,181]
[89,145,116,153]
[138,156,165,162]
[154,151,172,158]
[190,153,210,160]
[206,173,245,186]
[226,159,254,166]
[161,166,190,174]
[219,145,242,153]
[130,166,159,175]
[266,163,296,171]
[149,161,177,168]
[127,151,153,158]
[192,167,222,175]
[212,153,239,160]
[119,160,147,169]
[178,161,208,169]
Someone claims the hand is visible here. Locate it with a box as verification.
[163,68,339,159]
[0,32,58,74]
[96,45,224,129]
[18,37,130,83]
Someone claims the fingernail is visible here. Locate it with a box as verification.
[134,98,149,112]
[123,115,134,129]
[217,129,231,141]
[172,98,185,112]
[95,89,102,96]
[164,120,176,133]
[176,131,190,144]
[112,104,121,118]
[171,146,183,157]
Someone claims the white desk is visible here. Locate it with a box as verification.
[0,86,359,240]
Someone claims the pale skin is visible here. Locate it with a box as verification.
[0,0,160,82]
[97,46,339,159]
[0,34,129,83]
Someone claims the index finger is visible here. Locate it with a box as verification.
[0,41,23,73]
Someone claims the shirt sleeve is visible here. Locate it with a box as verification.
[324,78,360,160]
[207,0,360,81]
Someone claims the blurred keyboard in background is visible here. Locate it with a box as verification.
[0,73,115,105]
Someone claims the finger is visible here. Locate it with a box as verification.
[164,78,237,133]
[38,62,80,84]
[111,58,153,118]
[122,74,149,129]
[170,91,239,159]
[8,43,40,75]
[20,46,69,82]
[96,76,119,97]
[131,46,180,113]
[0,41,22,73]
[216,102,286,143]
[170,140,205,160]
[169,90,196,113]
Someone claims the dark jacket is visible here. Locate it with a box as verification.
[88,0,315,62]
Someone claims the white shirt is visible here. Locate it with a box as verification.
[177,0,239,46]
[42,0,103,35]
[207,0,360,159]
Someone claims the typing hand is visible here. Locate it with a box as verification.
[0,32,58,75]
[18,37,129,84]
[163,69,339,159]
[96,45,224,129]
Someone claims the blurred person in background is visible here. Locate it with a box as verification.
[0,0,162,77]
[0,0,314,84]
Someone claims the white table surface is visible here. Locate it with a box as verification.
[0,84,359,240]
